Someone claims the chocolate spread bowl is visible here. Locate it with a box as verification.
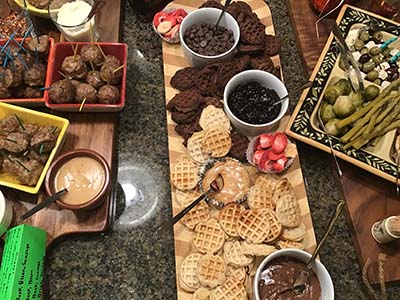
[253,249,334,300]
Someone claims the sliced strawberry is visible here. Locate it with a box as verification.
[272,156,288,172]
[176,15,185,24]
[267,150,285,161]
[164,24,180,38]
[253,136,261,151]
[153,11,168,27]
[272,133,288,154]
[252,150,264,165]
[172,9,188,17]
[259,150,273,172]
[259,133,273,149]
[165,14,177,27]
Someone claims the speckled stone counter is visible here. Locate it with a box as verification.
[4,1,400,299]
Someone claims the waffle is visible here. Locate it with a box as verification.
[237,210,270,244]
[264,34,282,56]
[187,131,210,164]
[168,89,202,112]
[180,253,203,292]
[204,97,224,109]
[196,65,219,97]
[175,114,203,144]
[226,264,246,283]
[223,240,254,268]
[250,54,274,71]
[193,287,211,300]
[272,177,295,206]
[275,193,301,228]
[281,222,306,242]
[210,278,247,300]
[234,55,250,73]
[276,239,305,251]
[171,110,199,125]
[202,126,232,158]
[218,204,244,237]
[181,200,211,230]
[197,254,226,288]
[228,132,249,162]
[199,105,231,131]
[175,189,202,207]
[284,143,297,158]
[241,242,277,256]
[193,219,226,254]
[216,62,239,89]
[237,43,265,55]
[247,185,274,211]
[240,19,266,45]
[259,208,282,243]
[171,155,200,190]
[170,67,199,91]
[199,0,224,9]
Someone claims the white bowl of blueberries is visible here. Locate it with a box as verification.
[223,69,289,136]
[179,7,240,68]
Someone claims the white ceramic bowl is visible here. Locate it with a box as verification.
[253,249,334,300]
[0,190,13,237]
[179,7,240,68]
[224,69,289,136]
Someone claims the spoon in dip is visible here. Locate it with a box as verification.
[160,175,223,232]
[215,0,232,28]
[292,200,345,295]
[272,81,313,107]
[86,0,104,23]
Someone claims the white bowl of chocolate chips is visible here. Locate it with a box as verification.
[254,249,334,300]
[179,7,240,68]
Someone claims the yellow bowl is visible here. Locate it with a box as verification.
[13,0,50,18]
[0,103,69,194]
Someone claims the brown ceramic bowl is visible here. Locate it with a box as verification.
[45,149,110,211]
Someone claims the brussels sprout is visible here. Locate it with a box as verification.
[321,104,336,123]
[372,31,383,43]
[354,39,365,50]
[334,79,351,95]
[369,46,382,56]
[367,70,379,81]
[324,85,342,105]
[364,85,380,101]
[359,30,370,42]
[362,60,376,73]
[333,95,355,118]
[325,119,342,137]
[351,93,364,108]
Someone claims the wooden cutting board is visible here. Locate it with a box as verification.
[288,1,400,283]
[162,0,318,298]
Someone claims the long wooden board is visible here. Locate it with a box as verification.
[162,1,318,298]
[287,1,400,283]
[0,0,122,247]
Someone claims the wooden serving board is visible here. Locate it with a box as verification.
[162,0,318,298]
[287,2,400,283]
[0,0,122,247]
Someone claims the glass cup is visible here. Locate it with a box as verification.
[48,0,99,42]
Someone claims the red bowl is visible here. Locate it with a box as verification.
[0,37,55,107]
[45,42,128,112]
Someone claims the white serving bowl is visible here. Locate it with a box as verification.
[179,7,240,68]
[253,249,334,300]
[0,190,13,237]
[224,69,288,136]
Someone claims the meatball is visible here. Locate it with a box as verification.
[80,44,104,68]
[85,70,104,89]
[23,64,46,87]
[0,87,11,99]
[23,86,43,98]
[100,63,122,85]
[12,84,26,98]
[10,70,24,88]
[30,125,59,153]
[26,35,49,55]
[104,55,120,66]
[61,55,88,80]
[49,79,75,104]
[0,67,13,88]
[27,0,49,9]
[75,83,97,104]
[98,85,120,104]
[0,132,29,153]
[14,53,33,73]
[70,79,81,89]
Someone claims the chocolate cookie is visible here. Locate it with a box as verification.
[199,0,224,9]
[237,43,265,55]
[168,89,202,112]
[171,110,198,124]
[233,1,253,15]
[217,61,239,89]
[250,54,274,71]
[229,131,249,162]
[195,63,220,97]
[204,97,224,109]
[264,34,282,56]
[234,55,251,72]
[170,67,199,91]
[240,19,266,45]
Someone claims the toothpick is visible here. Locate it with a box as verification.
[39,87,50,91]
[73,43,78,61]
[34,46,39,65]
[378,253,387,300]
[89,22,94,44]
[79,98,87,112]
[89,60,95,71]
[1,32,16,52]
[97,43,106,59]
[113,64,125,74]
[58,71,68,79]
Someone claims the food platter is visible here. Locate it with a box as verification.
[162,0,318,299]
[286,5,400,184]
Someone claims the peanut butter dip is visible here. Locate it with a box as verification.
[201,160,250,205]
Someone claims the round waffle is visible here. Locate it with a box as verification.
[224,240,254,268]
[193,218,226,254]
[175,189,202,207]
[234,55,250,73]
[242,241,277,257]
[187,131,210,164]
[169,89,202,113]
[210,278,247,300]
[275,193,301,228]
[204,97,224,109]
[218,203,244,237]
[250,54,274,71]
[259,208,282,243]
[197,254,226,288]
[272,177,295,206]
[193,287,211,300]
[264,34,282,56]
[199,105,230,131]
[202,126,232,158]
[171,110,198,125]
[276,239,305,251]
[247,185,274,211]
[228,132,249,162]
[226,264,246,283]
[181,200,211,230]
[171,155,200,191]
[237,210,270,244]
[180,253,203,292]
[281,222,306,242]
[199,0,224,9]
[170,67,199,91]
[216,62,238,89]
[196,64,220,97]
[234,1,253,14]
[240,19,266,45]
[226,3,240,19]
[237,43,265,55]
[175,115,203,144]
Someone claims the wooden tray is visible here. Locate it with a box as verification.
[0,0,122,247]
[162,0,318,298]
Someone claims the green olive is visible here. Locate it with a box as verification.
[383,47,391,57]
[349,45,356,52]
[372,54,384,65]
[359,30,370,42]
[360,48,370,55]
[362,60,376,73]
[373,31,383,42]
[369,46,382,56]
[364,85,380,101]
[374,78,382,85]
[367,70,379,81]
[354,39,365,51]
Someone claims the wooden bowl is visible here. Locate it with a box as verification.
[45,149,110,211]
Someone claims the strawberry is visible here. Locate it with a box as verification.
[259,133,273,149]
[153,11,168,27]
[165,14,177,27]
[176,15,185,24]
[272,133,288,154]
[164,24,180,38]
[253,136,261,151]
[267,150,285,161]
[272,156,288,172]
[252,150,264,165]
[259,150,273,172]
[172,8,188,17]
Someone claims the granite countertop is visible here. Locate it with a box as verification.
[2,0,399,299]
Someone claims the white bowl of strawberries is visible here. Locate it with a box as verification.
[247,132,297,173]
[153,8,189,44]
